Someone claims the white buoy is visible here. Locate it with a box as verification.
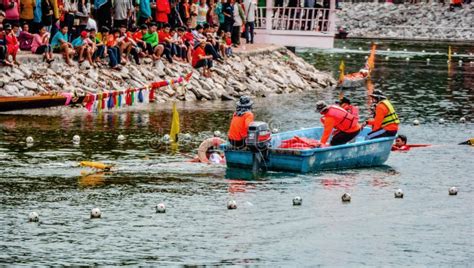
[227,200,237,209]
[458,60,463,66]
[453,52,457,55]
[346,55,351,58]
[436,51,439,54]
[358,47,362,50]
[459,117,466,123]
[385,56,389,60]
[413,119,420,126]
[386,48,391,51]
[394,189,404,198]
[309,52,313,56]
[272,128,279,134]
[422,50,425,53]
[343,46,347,49]
[447,60,450,64]
[449,187,458,195]
[90,208,101,219]
[117,134,126,142]
[364,56,368,60]
[213,130,222,137]
[439,118,445,124]
[405,57,410,61]
[182,133,192,140]
[26,136,34,144]
[72,135,81,144]
[341,193,351,202]
[161,134,170,143]
[403,48,407,52]
[292,196,302,206]
[28,212,39,222]
[156,203,166,213]
[330,54,333,57]
[426,58,431,64]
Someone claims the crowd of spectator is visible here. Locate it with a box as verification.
[0,0,257,77]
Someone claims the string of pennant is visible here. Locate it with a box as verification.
[62,73,192,113]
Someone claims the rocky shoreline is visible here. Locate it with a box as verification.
[337,3,473,41]
[0,47,336,103]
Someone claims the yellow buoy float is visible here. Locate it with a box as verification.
[80,161,114,171]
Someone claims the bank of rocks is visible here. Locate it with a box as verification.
[0,48,335,102]
[337,3,473,40]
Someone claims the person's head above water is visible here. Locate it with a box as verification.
[340,96,351,105]
[395,134,407,147]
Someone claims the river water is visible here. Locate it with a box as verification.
[0,40,473,266]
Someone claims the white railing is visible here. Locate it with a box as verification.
[255,7,333,32]
[354,26,473,40]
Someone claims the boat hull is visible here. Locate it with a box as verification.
[224,127,394,173]
[0,95,85,112]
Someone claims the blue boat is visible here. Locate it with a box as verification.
[223,127,395,173]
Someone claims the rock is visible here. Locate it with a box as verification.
[21,80,38,90]
[4,85,19,95]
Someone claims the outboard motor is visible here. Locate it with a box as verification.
[246,122,271,173]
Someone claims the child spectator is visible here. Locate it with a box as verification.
[0,24,14,66]
[31,25,54,63]
[97,26,121,69]
[5,23,20,65]
[174,27,188,62]
[89,28,105,63]
[71,30,94,66]
[51,24,74,65]
[192,41,212,77]
[142,22,164,61]
[133,24,154,58]
[157,23,175,62]
[18,23,33,50]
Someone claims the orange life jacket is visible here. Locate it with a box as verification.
[325,105,358,132]
[228,111,254,141]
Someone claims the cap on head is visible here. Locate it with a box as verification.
[236,96,253,109]
[369,89,386,100]
[4,23,12,30]
[80,30,88,38]
[315,100,328,113]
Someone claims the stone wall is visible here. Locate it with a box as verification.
[0,47,336,103]
[337,3,473,41]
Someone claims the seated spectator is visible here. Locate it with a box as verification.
[192,24,223,62]
[104,27,123,69]
[174,27,188,62]
[5,23,20,66]
[217,29,232,58]
[31,25,54,63]
[118,25,140,64]
[51,25,75,66]
[182,27,195,62]
[18,23,33,51]
[71,30,94,66]
[192,41,212,77]
[142,22,165,61]
[89,28,105,64]
[157,23,175,62]
[0,24,14,66]
[133,24,154,58]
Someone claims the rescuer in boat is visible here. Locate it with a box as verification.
[228,96,255,148]
[391,134,409,151]
[315,101,361,146]
[338,97,359,120]
[366,90,400,140]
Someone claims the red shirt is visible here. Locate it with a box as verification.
[133,31,143,42]
[192,46,206,67]
[155,0,170,23]
[225,37,231,46]
[158,30,171,44]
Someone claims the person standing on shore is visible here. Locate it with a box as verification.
[243,0,255,44]
[113,0,132,28]
[231,0,244,47]
[366,90,400,140]
[196,0,208,26]
[3,0,20,26]
[222,0,233,33]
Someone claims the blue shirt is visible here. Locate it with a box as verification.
[139,0,151,18]
[33,0,42,23]
[51,31,69,47]
[71,37,84,48]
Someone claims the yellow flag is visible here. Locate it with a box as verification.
[367,43,376,72]
[170,102,180,143]
[338,60,345,83]
[448,46,452,62]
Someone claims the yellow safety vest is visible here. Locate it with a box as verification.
[381,99,400,127]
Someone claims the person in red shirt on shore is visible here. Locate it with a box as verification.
[228,96,254,148]
[366,90,400,140]
[192,41,212,77]
[156,0,171,28]
[315,100,361,146]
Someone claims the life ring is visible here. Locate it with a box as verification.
[198,137,226,163]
